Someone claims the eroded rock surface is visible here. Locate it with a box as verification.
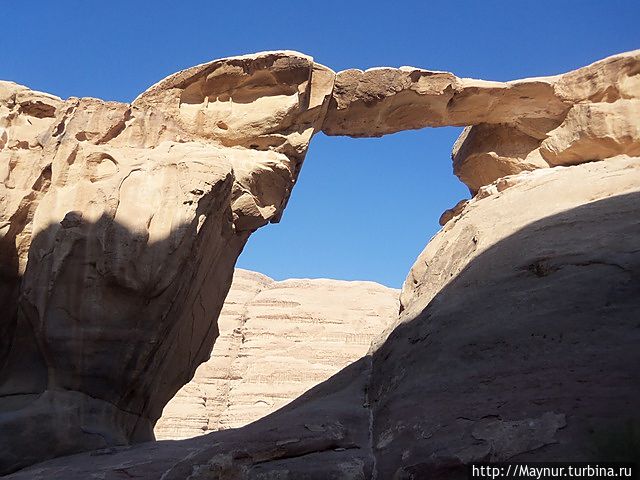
[8,156,640,479]
[2,49,639,476]
[154,269,398,439]
[323,50,640,193]
[0,51,334,474]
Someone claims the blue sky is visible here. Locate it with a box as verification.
[2,1,638,287]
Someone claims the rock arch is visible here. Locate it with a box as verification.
[0,49,638,473]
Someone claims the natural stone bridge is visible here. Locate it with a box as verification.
[0,49,638,476]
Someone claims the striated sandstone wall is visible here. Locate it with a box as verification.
[155,269,399,439]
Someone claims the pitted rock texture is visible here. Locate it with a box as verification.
[0,51,334,474]
[7,156,640,479]
[154,269,399,439]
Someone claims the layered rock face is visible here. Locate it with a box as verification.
[155,269,399,439]
[2,48,639,477]
[0,51,334,473]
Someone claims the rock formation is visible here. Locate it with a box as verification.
[0,51,335,474]
[1,48,639,477]
[322,50,640,193]
[8,156,640,479]
[375,155,640,477]
[155,269,399,439]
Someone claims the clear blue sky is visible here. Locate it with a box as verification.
[2,1,638,287]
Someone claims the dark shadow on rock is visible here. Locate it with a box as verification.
[4,192,640,479]
[0,213,23,371]
[370,191,640,478]
[0,171,251,475]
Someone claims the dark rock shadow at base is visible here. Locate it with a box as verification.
[5,192,640,479]
[0,182,246,475]
[370,190,640,478]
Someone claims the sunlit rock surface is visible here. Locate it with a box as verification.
[322,50,640,193]
[155,268,399,439]
[0,51,334,474]
[1,49,639,476]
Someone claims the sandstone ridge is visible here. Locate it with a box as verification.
[7,156,640,479]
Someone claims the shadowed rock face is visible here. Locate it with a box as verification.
[0,51,334,474]
[1,49,639,475]
[377,156,640,478]
[6,158,640,480]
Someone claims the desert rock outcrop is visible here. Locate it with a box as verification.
[8,155,640,479]
[377,154,640,477]
[154,269,399,439]
[0,51,334,474]
[1,49,639,476]
[323,50,639,193]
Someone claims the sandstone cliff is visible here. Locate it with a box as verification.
[154,269,399,439]
[1,49,639,477]
[0,51,335,473]
[8,156,639,479]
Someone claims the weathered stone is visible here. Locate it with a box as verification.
[539,100,640,166]
[321,50,640,193]
[438,198,469,226]
[322,69,567,136]
[0,51,335,474]
[154,269,398,439]
[2,49,640,477]
[374,155,640,477]
[7,156,640,479]
[452,124,549,194]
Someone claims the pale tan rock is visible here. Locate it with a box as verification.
[400,155,640,319]
[0,51,335,474]
[539,100,640,166]
[154,269,275,439]
[9,156,640,480]
[3,49,640,477]
[371,155,640,477]
[452,124,549,193]
[321,69,566,137]
[321,50,640,193]
[155,268,399,439]
[553,49,640,103]
[438,198,469,226]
